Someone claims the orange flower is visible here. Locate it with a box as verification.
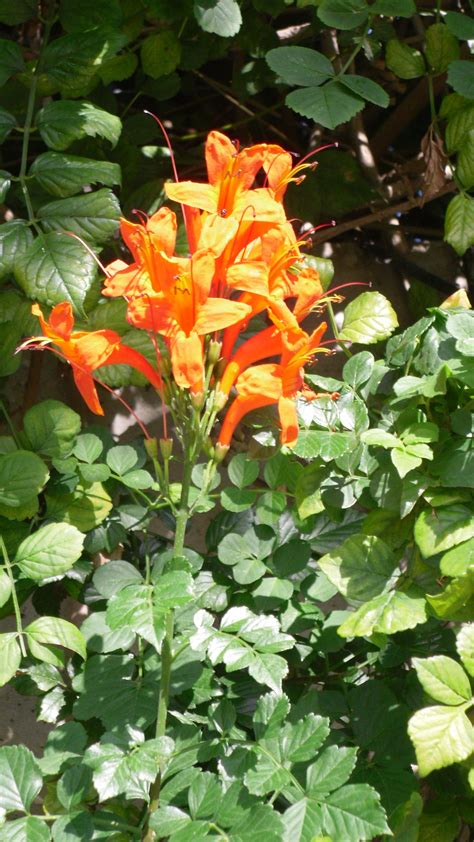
[27,303,162,415]
[218,323,328,447]
[126,249,251,392]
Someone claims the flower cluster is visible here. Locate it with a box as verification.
[25,131,331,449]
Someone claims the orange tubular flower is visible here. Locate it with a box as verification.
[218,323,328,448]
[126,249,251,392]
[27,303,162,415]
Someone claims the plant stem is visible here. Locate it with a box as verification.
[19,2,56,230]
[326,300,351,359]
[143,456,194,841]
[0,537,27,657]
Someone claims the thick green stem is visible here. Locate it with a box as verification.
[0,537,27,657]
[143,457,193,840]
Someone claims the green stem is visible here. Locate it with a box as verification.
[0,400,21,447]
[338,21,370,77]
[143,456,194,841]
[326,300,351,359]
[0,537,27,657]
[19,3,56,230]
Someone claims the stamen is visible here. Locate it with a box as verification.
[132,208,149,226]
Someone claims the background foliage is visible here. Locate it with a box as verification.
[0,1,473,841]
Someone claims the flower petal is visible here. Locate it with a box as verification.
[194,299,251,336]
[171,331,204,391]
[72,366,104,415]
[278,396,299,446]
[165,181,218,214]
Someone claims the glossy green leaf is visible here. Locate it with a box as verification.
[283,798,324,842]
[266,46,334,87]
[43,28,127,97]
[444,193,474,256]
[412,656,472,705]
[0,634,21,687]
[385,39,425,79]
[38,188,121,245]
[0,40,24,86]
[14,523,84,581]
[141,31,181,78]
[293,431,356,461]
[440,537,474,577]
[342,351,375,389]
[37,100,121,151]
[24,400,81,459]
[286,81,364,130]
[0,745,43,812]
[0,451,49,507]
[0,221,34,281]
[31,152,121,198]
[339,291,398,344]
[408,705,474,777]
[194,0,242,37]
[425,24,460,74]
[306,746,357,795]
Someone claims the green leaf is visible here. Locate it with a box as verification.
[440,538,474,577]
[0,745,43,812]
[412,656,472,705]
[283,798,324,842]
[46,481,112,532]
[342,351,375,388]
[319,784,390,841]
[0,451,49,507]
[448,60,474,100]
[256,491,287,526]
[0,0,36,24]
[445,11,474,40]
[73,433,103,464]
[141,31,181,78]
[0,634,21,686]
[318,534,398,604]
[81,610,135,653]
[106,444,138,475]
[0,817,50,841]
[39,722,87,776]
[371,0,416,15]
[24,400,81,459]
[317,0,368,30]
[0,570,12,608]
[0,107,16,144]
[227,453,259,487]
[60,0,123,32]
[415,504,474,558]
[286,81,364,130]
[339,291,398,344]
[244,756,292,796]
[361,429,399,448]
[15,232,98,315]
[107,583,165,647]
[73,654,157,729]
[25,616,86,660]
[266,46,334,87]
[253,691,291,739]
[31,152,121,199]
[37,100,121,151]
[51,811,94,840]
[339,74,389,107]
[408,705,474,777]
[0,169,10,203]
[93,559,143,598]
[444,193,474,256]
[14,522,83,581]
[445,101,474,151]
[293,430,355,461]
[338,590,427,637]
[427,570,474,622]
[43,28,127,97]
[99,52,138,85]
[281,714,330,762]
[385,39,425,79]
[38,188,121,246]
[154,571,194,609]
[0,40,24,86]
[425,23,460,74]
[306,746,357,795]
[0,221,34,280]
[457,624,474,677]
[194,0,242,37]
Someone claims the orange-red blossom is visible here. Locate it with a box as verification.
[25,129,332,447]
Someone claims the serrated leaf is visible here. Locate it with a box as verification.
[73,654,157,729]
[448,60,474,100]
[306,746,357,795]
[25,616,86,660]
[14,523,84,580]
[253,692,291,740]
[280,714,330,762]
[60,0,123,32]
[339,291,398,344]
[408,705,474,777]
[338,590,427,637]
[0,451,49,507]
[99,52,138,85]
[244,755,292,796]
[425,23,460,73]
[266,46,334,87]
[30,152,121,199]
[15,232,98,315]
[0,817,50,841]
[0,746,43,812]
[371,0,416,14]
[141,31,181,78]
[0,634,21,687]
[23,400,81,459]
[415,504,474,558]
[339,75,389,107]
[412,656,472,705]
[0,221,34,281]
[283,798,324,842]
[385,39,425,79]
[194,0,242,37]
[457,624,474,677]
[93,559,143,598]
[106,583,164,648]
[286,81,364,130]
[43,28,127,97]
[319,784,390,841]
[318,534,398,604]
[37,100,121,151]
[293,430,355,461]
[444,193,474,256]
[317,0,368,30]
[38,188,121,245]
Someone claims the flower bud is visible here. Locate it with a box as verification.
[144,437,159,460]
[159,437,173,459]
[160,355,172,377]
[214,358,227,380]
[214,442,229,463]
[191,390,204,410]
[213,390,228,412]
[208,339,222,366]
